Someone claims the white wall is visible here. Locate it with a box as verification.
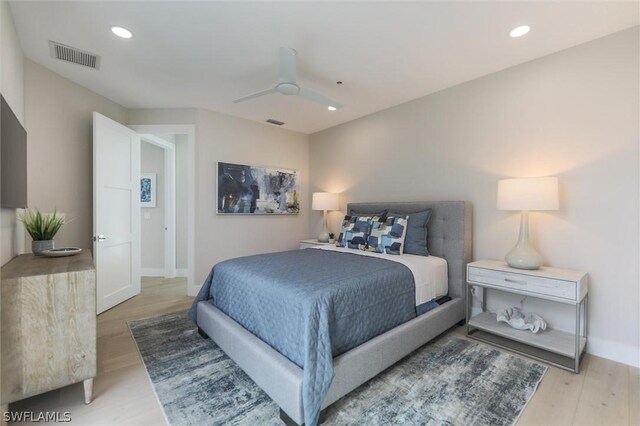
[0,0,24,266]
[140,141,165,272]
[309,27,639,367]
[1,1,22,123]
[129,108,198,127]
[24,60,128,249]
[175,134,188,270]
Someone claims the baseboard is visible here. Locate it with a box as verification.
[141,268,165,277]
[141,268,189,278]
[588,336,640,368]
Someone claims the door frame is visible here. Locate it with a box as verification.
[140,134,176,279]
[129,124,196,295]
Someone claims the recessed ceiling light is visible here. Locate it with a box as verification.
[111,26,133,39]
[327,106,337,111]
[510,25,530,38]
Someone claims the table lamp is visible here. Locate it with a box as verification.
[312,192,339,242]
[497,177,559,270]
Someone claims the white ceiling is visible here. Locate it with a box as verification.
[9,1,639,134]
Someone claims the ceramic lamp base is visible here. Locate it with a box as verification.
[505,210,543,270]
[505,242,543,270]
[318,210,330,242]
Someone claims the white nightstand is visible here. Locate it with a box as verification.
[466,260,588,373]
[299,239,334,249]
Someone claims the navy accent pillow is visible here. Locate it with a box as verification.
[349,208,387,219]
[389,209,432,256]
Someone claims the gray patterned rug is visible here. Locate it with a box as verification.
[128,311,546,426]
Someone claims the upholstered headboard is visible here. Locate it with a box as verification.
[346,201,473,300]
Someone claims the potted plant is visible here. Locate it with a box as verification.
[18,209,67,256]
[328,233,335,244]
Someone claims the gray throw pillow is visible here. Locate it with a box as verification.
[389,209,432,256]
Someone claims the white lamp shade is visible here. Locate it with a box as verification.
[312,192,339,211]
[497,177,559,211]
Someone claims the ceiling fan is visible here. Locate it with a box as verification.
[233,48,343,110]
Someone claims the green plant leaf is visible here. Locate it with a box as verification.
[18,208,67,241]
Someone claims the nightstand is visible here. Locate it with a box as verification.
[299,239,333,249]
[466,260,588,373]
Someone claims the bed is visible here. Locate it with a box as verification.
[190,201,472,426]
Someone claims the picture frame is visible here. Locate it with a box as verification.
[140,173,156,208]
[217,162,300,215]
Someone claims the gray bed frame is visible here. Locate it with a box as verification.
[196,201,472,425]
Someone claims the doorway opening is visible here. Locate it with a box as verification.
[131,124,196,298]
[139,133,188,295]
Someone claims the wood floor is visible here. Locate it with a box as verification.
[8,277,639,425]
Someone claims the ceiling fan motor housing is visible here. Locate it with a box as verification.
[277,82,300,95]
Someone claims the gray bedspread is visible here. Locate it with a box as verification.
[188,248,416,426]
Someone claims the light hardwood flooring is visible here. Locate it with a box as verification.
[8,277,639,425]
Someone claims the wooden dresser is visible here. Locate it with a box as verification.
[1,251,96,406]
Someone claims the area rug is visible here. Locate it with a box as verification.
[128,311,546,426]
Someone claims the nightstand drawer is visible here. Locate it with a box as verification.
[468,266,576,300]
[299,239,333,250]
[299,242,319,249]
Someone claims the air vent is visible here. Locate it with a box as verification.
[49,41,101,69]
[266,119,285,126]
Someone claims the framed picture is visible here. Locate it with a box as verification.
[217,162,300,214]
[140,173,156,208]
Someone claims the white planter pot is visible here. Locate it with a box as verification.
[32,240,54,256]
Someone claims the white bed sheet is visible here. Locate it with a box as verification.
[313,245,448,306]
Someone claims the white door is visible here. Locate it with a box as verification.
[93,112,141,314]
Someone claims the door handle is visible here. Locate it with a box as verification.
[93,235,107,242]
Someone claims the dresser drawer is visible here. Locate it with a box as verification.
[468,266,576,300]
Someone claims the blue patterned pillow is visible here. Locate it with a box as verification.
[365,215,409,255]
[336,215,372,250]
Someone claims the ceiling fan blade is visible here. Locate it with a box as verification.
[297,87,342,109]
[279,47,297,83]
[232,87,277,103]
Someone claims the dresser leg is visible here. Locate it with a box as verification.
[83,378,94,404]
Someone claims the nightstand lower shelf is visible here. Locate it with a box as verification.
[468,312,587,371]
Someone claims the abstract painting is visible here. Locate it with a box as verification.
[217,162,300,214]
[141,173,156,208]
